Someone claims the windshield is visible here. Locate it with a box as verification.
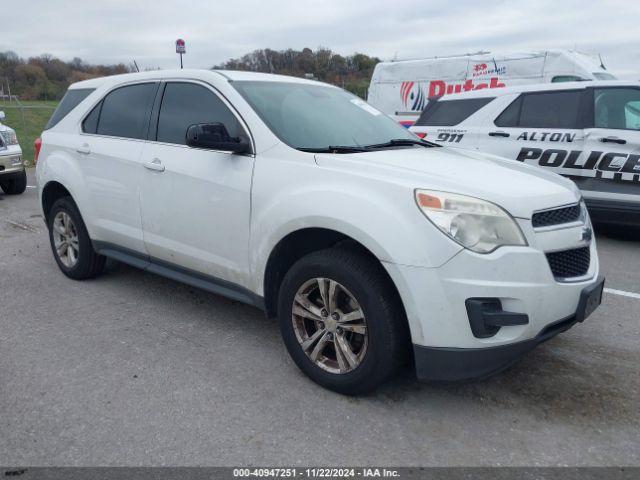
[232,81,416,151]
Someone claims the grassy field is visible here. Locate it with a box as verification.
[0,100,58,166]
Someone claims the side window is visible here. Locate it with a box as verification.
[494,96,522,127]
[82,102,101,134]
[514,91,582,129]
[551,75,584,83]
[495,91,582,128]
[156,82,244,145]
[594,88,640,131]
[414,97,494,126]
[95,83,158,139]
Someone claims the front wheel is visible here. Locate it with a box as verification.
[278,248,409,395]
[0,169,27,194]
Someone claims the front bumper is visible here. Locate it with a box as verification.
[413,277,604,381]
[0,148,25,177]
[383,216,602,381]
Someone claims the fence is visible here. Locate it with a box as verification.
[0,100,57,166]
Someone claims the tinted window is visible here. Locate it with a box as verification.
[593,72,617,81]
[82,101,101,134]
[551,75,584,83]
[494,96,522,127]
[97,83,157,139]
[517,91,581,129]
[414,97,494,126]
[45,88,94,129]
[232,81,415,150]
[594,88,640,130]
[157,83,243,145]
[520,91,582,128]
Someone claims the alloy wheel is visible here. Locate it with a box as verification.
[52,211,79,268]
[291,277,368,374]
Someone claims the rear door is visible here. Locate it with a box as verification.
[79,82,158,253]
[481,89,587,175]
[580,86,640,205]
[139,80,254,282]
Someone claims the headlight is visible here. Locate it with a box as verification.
[415,189,527,253]
[579,199,590,225]
[1,130,18,145]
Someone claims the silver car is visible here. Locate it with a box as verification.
[0,110,26,195]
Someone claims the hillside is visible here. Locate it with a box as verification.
[214,47,379,98]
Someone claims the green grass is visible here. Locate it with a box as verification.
[0,100,58,166]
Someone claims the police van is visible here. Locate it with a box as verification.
[409,81,640,227]
[368,50,616,127]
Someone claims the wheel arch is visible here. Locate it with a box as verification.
[262,227,406,323]
[41,181,74,223]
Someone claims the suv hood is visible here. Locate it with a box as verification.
[315,146,580,219]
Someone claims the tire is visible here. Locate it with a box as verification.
[278,248,409,395]
[47,197,106,280]
[0,169,27,194]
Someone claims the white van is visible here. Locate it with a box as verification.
[409,80,640,227]
[368,50,617,127]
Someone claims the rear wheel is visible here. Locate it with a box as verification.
[48,197,105,279]
[278,248,409,395]
[0,170,27,194]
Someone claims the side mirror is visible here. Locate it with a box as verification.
[186,123,251,154]
[0,111,5,122]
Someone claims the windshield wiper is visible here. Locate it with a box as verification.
[298,145,372,154]
[364,138,439,149]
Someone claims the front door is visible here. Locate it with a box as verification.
[581,86,640,205]
[139,81,254,283]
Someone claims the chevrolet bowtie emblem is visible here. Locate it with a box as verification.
[581,226,593,243]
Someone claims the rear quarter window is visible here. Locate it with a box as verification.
[414,97,494,126]
[44,88,95,130]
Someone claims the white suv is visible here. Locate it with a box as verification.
[36,70,604,394]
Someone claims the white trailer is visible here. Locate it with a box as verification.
[368,49,617,127]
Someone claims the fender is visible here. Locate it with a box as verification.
[36,143,97,235]
[248,166,462,296]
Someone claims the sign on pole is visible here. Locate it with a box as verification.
[176,39,186,69]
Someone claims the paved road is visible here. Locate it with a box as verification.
[1,170,639,466]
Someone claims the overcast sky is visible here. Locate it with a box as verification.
[3,0,639,78]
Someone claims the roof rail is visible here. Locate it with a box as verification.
[389,50,491,62]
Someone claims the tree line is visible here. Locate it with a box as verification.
[214,47,380,98]
[0,47,380,101]
[0,51,131,101]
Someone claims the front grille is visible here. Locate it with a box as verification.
[546,247,591,279]
[532,204,581,228]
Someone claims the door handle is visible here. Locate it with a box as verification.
[600,136,626,145]
[144,158,165,172]
[488,131,510,138]
[76,144,91,154]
